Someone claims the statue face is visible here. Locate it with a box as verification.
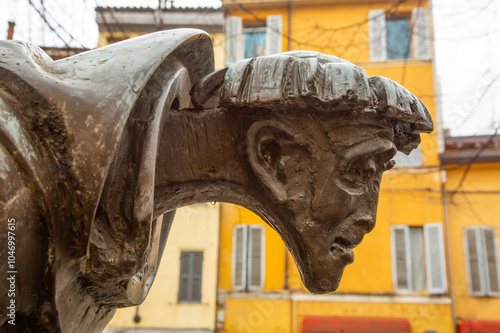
[295,123,397,293]
[248,118,397,293]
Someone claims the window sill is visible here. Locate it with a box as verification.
[177,301,203,304]
[355,59,432,68]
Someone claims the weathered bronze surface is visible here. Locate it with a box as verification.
[0,29,432,332]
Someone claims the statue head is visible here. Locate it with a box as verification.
[193,51,433,293]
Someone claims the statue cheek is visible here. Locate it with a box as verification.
[311,176,357,221]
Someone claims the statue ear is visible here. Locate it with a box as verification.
[247,120,310,202]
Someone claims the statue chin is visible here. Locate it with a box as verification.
[285,232,353,294]
[304,256,352,294]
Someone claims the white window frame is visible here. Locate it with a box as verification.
[232,224,265,291]
[225,15,283,65]
[391,223,447,294]
[265,15,282,56]
[232,225,248,291]
[391,225,413,293]
[247,225,266,291]
[225,16,243,66]
[424,223,448,294]
[464,226,500,296]
[368,7,431,62]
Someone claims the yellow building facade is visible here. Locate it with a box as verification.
[218,0,456,332]
[441,136,500,333]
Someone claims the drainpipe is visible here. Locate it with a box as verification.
[441,169,457,330]
[7,21,15,40]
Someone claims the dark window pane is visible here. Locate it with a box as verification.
[244,31,266,59]
[250,227,262,287]
[386,17,411,59]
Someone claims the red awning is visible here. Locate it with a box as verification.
[459,320,500,333]
[302,316,411,333]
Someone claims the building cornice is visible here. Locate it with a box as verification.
[440,135,500,165]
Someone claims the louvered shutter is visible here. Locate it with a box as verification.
[392,225,412,292]
[178,252,191,301]
[226,16,243,66]
[412,7,431,60]
[464,227,485,295]
[232,225,248,291]
[266,15,283,56]
[191,252,203,302]
[482,228,500,294]
[248,225,265,290]
[424,223,447,294]
[178,252,203,302]
[368,10,387,62]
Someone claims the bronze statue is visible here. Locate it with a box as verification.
[0,30,432,332]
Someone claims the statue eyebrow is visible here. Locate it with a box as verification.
[326,123,389,133]
[341,138,397,167]
[326,126,394,149]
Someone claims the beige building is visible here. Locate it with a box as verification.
[104,203,221,333]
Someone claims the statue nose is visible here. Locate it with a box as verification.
[354,217,376,234]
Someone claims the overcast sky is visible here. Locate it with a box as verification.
[432,0,500,136]
[1,0,499,137]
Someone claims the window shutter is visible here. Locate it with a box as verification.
[226,16,243,66]
[412,7,431,60]
[191,252,203,302]
[266,15,283,56]
[248,225,265,290]
[178,252,203,302]
[391,225,412,292]
[178,252,191,301]
[424,223,447,294]
[368,10,387,62]
[232,225,248,291]
[482,228,500,294]
[464,227,485,295]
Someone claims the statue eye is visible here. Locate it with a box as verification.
[341,155,394,187]
[341,158,375,186]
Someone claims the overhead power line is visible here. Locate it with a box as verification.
[26,0,87,49]
[27,0,71,48]
[226,0,409,52]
